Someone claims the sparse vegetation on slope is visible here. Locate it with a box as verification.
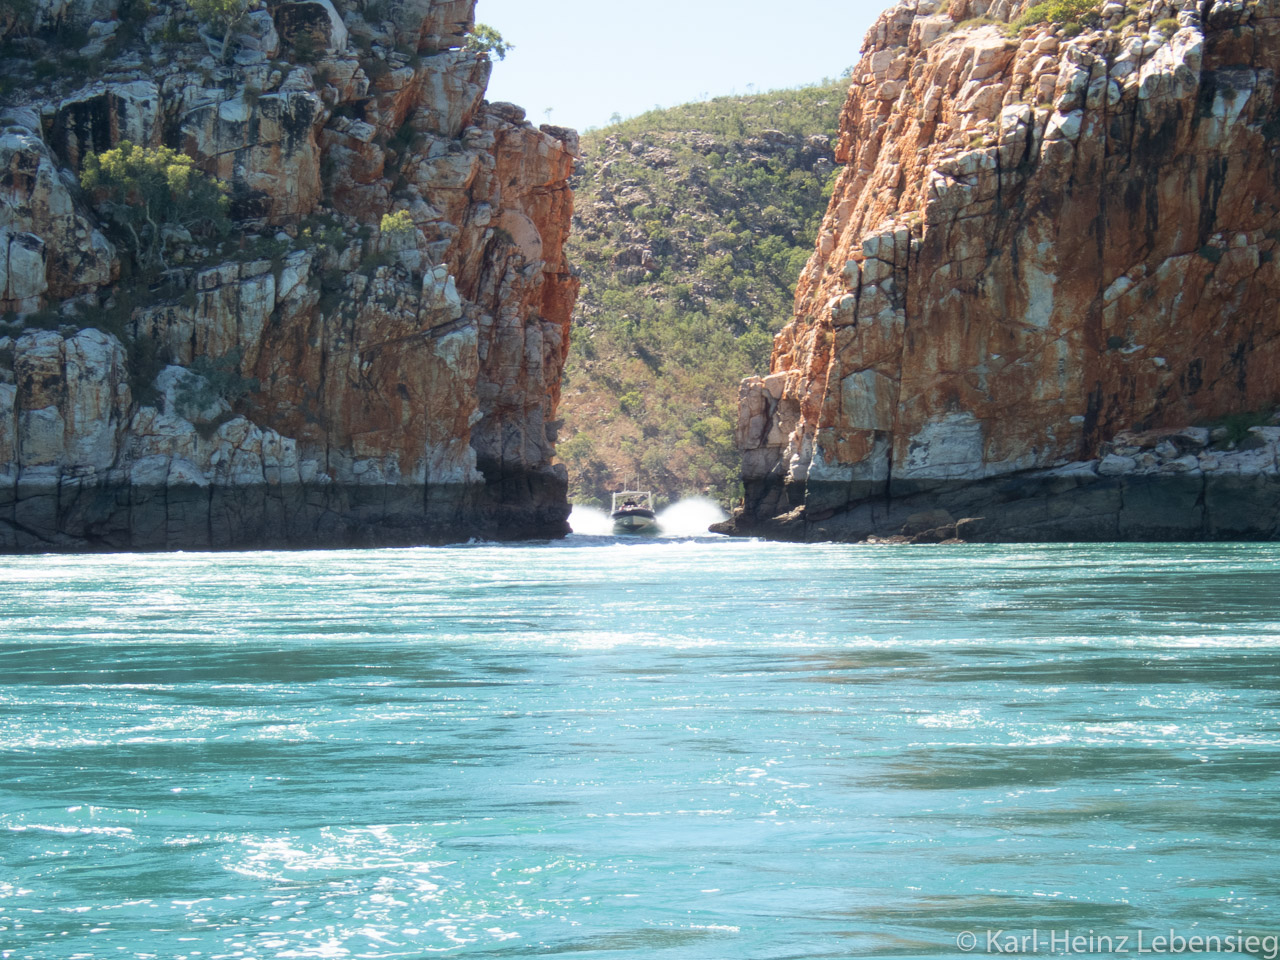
[560,80,847,507]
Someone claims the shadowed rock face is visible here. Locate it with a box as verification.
[0,0,577,551]
[729,0,1280,541]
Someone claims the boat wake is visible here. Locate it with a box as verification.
[656,497,728,536]
[568,498,728,539]
[567,504,614,536]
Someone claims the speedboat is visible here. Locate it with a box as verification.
[611,490,659,534]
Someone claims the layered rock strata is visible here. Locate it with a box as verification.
[0,0,577,551]
[727,0,1280,541]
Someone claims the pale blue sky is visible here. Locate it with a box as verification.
[478,0,887,132]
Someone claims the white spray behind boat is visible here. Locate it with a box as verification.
[569,497,728,537]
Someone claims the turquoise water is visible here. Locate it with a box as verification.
[2,538,1280,959]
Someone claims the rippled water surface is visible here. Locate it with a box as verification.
[3,538,1280,959]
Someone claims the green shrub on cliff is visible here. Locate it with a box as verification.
[465,23,511,60]
[187,0,248,59]
[175,347,259,421]
[81,142,230,273]
[1011,0,1100,31]
[561,79,846,506]
[380,209,416,239]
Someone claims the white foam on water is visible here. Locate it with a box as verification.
[657,497,729,537]
[570,498,728,537]
[567,504,614,536]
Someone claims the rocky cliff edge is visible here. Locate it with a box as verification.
[0,0,578,550]
[728,0,1280,541]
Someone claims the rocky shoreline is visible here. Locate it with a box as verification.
[717,426,1280,543]
[0,472,568,553]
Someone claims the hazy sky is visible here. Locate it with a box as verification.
[478,0,886,132]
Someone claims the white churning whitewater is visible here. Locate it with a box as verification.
[567,502,613,535]
[569,497,728,537]
[655,496,729,535]
[1,540,1279,958]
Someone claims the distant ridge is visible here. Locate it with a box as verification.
[558,80,848,507]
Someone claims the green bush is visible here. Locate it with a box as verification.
[1199,410,1276,446]
[1011,0,1100,31]
[362,56,391,82]
[464,23,511,60]
[618,390,645,416]
[557,433,595,466]
[380,209,415,238]
[187,0,247,59]
[81,141,230,272]
[291,29,320,64]
[175,347,259,417]
[158,18,198,45]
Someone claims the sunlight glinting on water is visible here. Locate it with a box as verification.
[2,539,1279,958]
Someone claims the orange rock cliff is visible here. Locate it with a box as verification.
[730,0,1280,541]
[0,0,577,550]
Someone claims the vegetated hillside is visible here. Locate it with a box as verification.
[558,81,847,507]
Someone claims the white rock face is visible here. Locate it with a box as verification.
[841,368,897,430]
[900,413,986,481]
[129,407,200,463]
[0,115,116,311]
[8,328,129,470]
[62,328,127,470]
[1,233,48,308]
[237,10,281,58]
[49,80,162,168]
[19,405,65,466]
[1099,453,1139,476]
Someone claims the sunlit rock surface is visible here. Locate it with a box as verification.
[726,0,1280,541]
[0,0,577,550]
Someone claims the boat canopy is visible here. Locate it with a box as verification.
[611,490,655,513]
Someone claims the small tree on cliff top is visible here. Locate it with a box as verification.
[465,23,511,60]
[81,142,230,272]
